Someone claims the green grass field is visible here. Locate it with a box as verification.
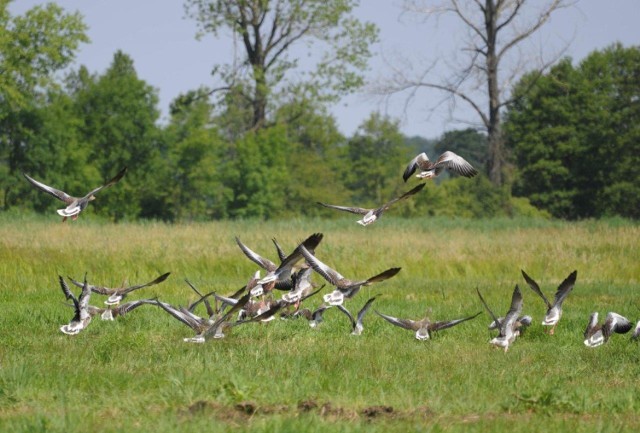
[1,215,639,432]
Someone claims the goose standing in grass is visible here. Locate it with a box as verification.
[402,151,477,182]
[23,167,127,221]
[317,183,425,226]
[376,308,481,341]
[298,244,400,306]
[521,269,577,335]
[59,274,92,335]
[583,312,633,347]
[69,272,171,306]
[477,286,524,352]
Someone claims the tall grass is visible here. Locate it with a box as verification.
[0,216,639,432]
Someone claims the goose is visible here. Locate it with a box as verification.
[58,274,92,335]
[317,183,425,226]
[235,233,323,290]
[23,167,127,221]
[69,272,171,306]
[298,245,400,306]
[335,296,379,336]
[85,298,158,321]
[376,308,480,341]
[477,286,524,352]
[403,151,477,182]
[521,269,577,334]
[583,312,633,347]
[488,315,532,333]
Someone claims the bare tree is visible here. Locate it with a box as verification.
[378,0,574,185]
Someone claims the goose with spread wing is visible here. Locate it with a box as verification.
[69,272,171,306]
[298,244,400,306]
[477,285,524,352]
[376,308,480,341]
[583,312,633,347]
[317,183,425,226]
[521,269,577,335]
[403,151,477,182]
[58,274,92,335]
[23,167,127,221]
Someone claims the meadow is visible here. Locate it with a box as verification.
[1,215,639,432]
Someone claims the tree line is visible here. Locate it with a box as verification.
[1,2,638,221]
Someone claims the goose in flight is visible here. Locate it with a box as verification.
[521,269,577,335]
[335,295,379,336]
[403,151,477,182]
[298,244,400,306]
[477,285,524,352]
[69,272,171,305]
[235,233,323,291]
[23,167,127,221]
[317,183,425,226]
[58,274,92,335]
[583,312,633,347]
[376,307,480,341]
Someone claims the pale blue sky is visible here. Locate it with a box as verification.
[9,0,640,138]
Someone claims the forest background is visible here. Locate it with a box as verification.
[1,0,638,223]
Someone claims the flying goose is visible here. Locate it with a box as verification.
[298,245,400,306]
[335,296,379,336]
[403,151,477,182]
[23,167,127,221]
[521,269,577,334]
[477,286,524,352]
[376,308,481,340]
[583,312,633,347]
[235,233,323,290]
[317,183,425,226]
[59,274,92,335]
[69,272,171,305]
[85,298,159,321]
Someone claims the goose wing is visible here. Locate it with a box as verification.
[121,272,171,295]
[476,288,502,331]
[521,270,552,309]
[364,267,401,285]
[378,183,426,212]
[299,245,346,287]
[433,151,478,177]
[235,237,278,272]
[23,174,75,204]
[551,270,577,308]
[356,296,379,329]
[603,312,633,341]
[375,310,419,331]
[116,298,158,316]
[317,202,370,216]
[81,167,128,199]
[501,285,524,336]
[430,311,482,332]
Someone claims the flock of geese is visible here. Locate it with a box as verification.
[23,151,640,350]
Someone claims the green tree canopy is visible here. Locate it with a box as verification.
[505,43,640,219]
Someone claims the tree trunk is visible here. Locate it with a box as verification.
[485,0,502,186]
